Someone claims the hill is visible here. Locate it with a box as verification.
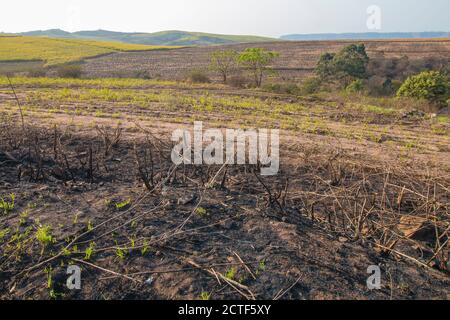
[280,32,450,41]
[19,29,276,46]
[0,36,177,66]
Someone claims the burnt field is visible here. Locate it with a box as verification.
[82,39,450,81]
[0,77,449,299]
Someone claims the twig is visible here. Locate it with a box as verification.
[185,259,256,300]
[232,251,257,280]
[273,275,302,300]
[72,258,141,283]
[373,242,433,270]
[6,75,25,132]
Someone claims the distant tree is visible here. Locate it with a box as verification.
[315,44,369,83]
[397,71,449,106]
[238,48,279,87]
[333,44,369,79]
[209,50,238,83]
[301,76,322,94]
[316,52,336,79]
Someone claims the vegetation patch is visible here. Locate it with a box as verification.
[0,36,178,66]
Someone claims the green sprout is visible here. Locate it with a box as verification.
[0,193,15,215]
[84,242,95,260]
[36,225,54,246]
[225,267,237,280]
[200,291,211,300]
[195,207,208,217]
[115,199,131,210]
[115,247,127,260]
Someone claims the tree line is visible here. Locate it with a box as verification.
[209,44,448,107]
[209,48,278,87]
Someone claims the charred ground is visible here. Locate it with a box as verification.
[0,78,448,299]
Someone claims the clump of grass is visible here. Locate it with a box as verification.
[435,115,449,124]
[87,220,94,232]
[404,140,417,151]
[62,247,72,257]
[256,259,266,276]
[36,225,54,246]
[195,207,208,217]
[115,199,131,210]
[19,210,29,225]
[115,247,127,260]
[45,266,53,289]
[224,267,237,280]
[0,228,10,242]
[141,240,150,256]
[199,291,211,300]
[84,242,95,260]
[0,193,15,215]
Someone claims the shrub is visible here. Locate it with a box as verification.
[134,70,152,79]
[346,79,364,93]
[27,68,47,78]
[366,77,402,96]
[263,83,301,95]
[397,71,449,107]
[301,77,322,94]
[228,75,248,88]
[187,70,211,83]
[57,64,83,78]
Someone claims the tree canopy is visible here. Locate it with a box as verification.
[238,48,279,87]
[316,44,369,82]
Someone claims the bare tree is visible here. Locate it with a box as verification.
[209,50,238,83]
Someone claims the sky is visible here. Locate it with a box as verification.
[1,0,449,37]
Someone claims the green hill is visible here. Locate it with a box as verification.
[19,29,276,46]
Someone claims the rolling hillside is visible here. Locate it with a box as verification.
[19,29,276,46]
[0,36,177,66]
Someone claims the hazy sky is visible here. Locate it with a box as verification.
[1,0,449,36]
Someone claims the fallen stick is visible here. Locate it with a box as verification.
[232,251,257,280]
[99,261,261,280]
[72,258,141,283]
[273,275,302,300]
[373,243,433,270]
[185,259,256,300]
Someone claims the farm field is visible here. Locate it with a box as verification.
[82,39,450,80]
[0,76,449,299]
[0,36,179,67]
